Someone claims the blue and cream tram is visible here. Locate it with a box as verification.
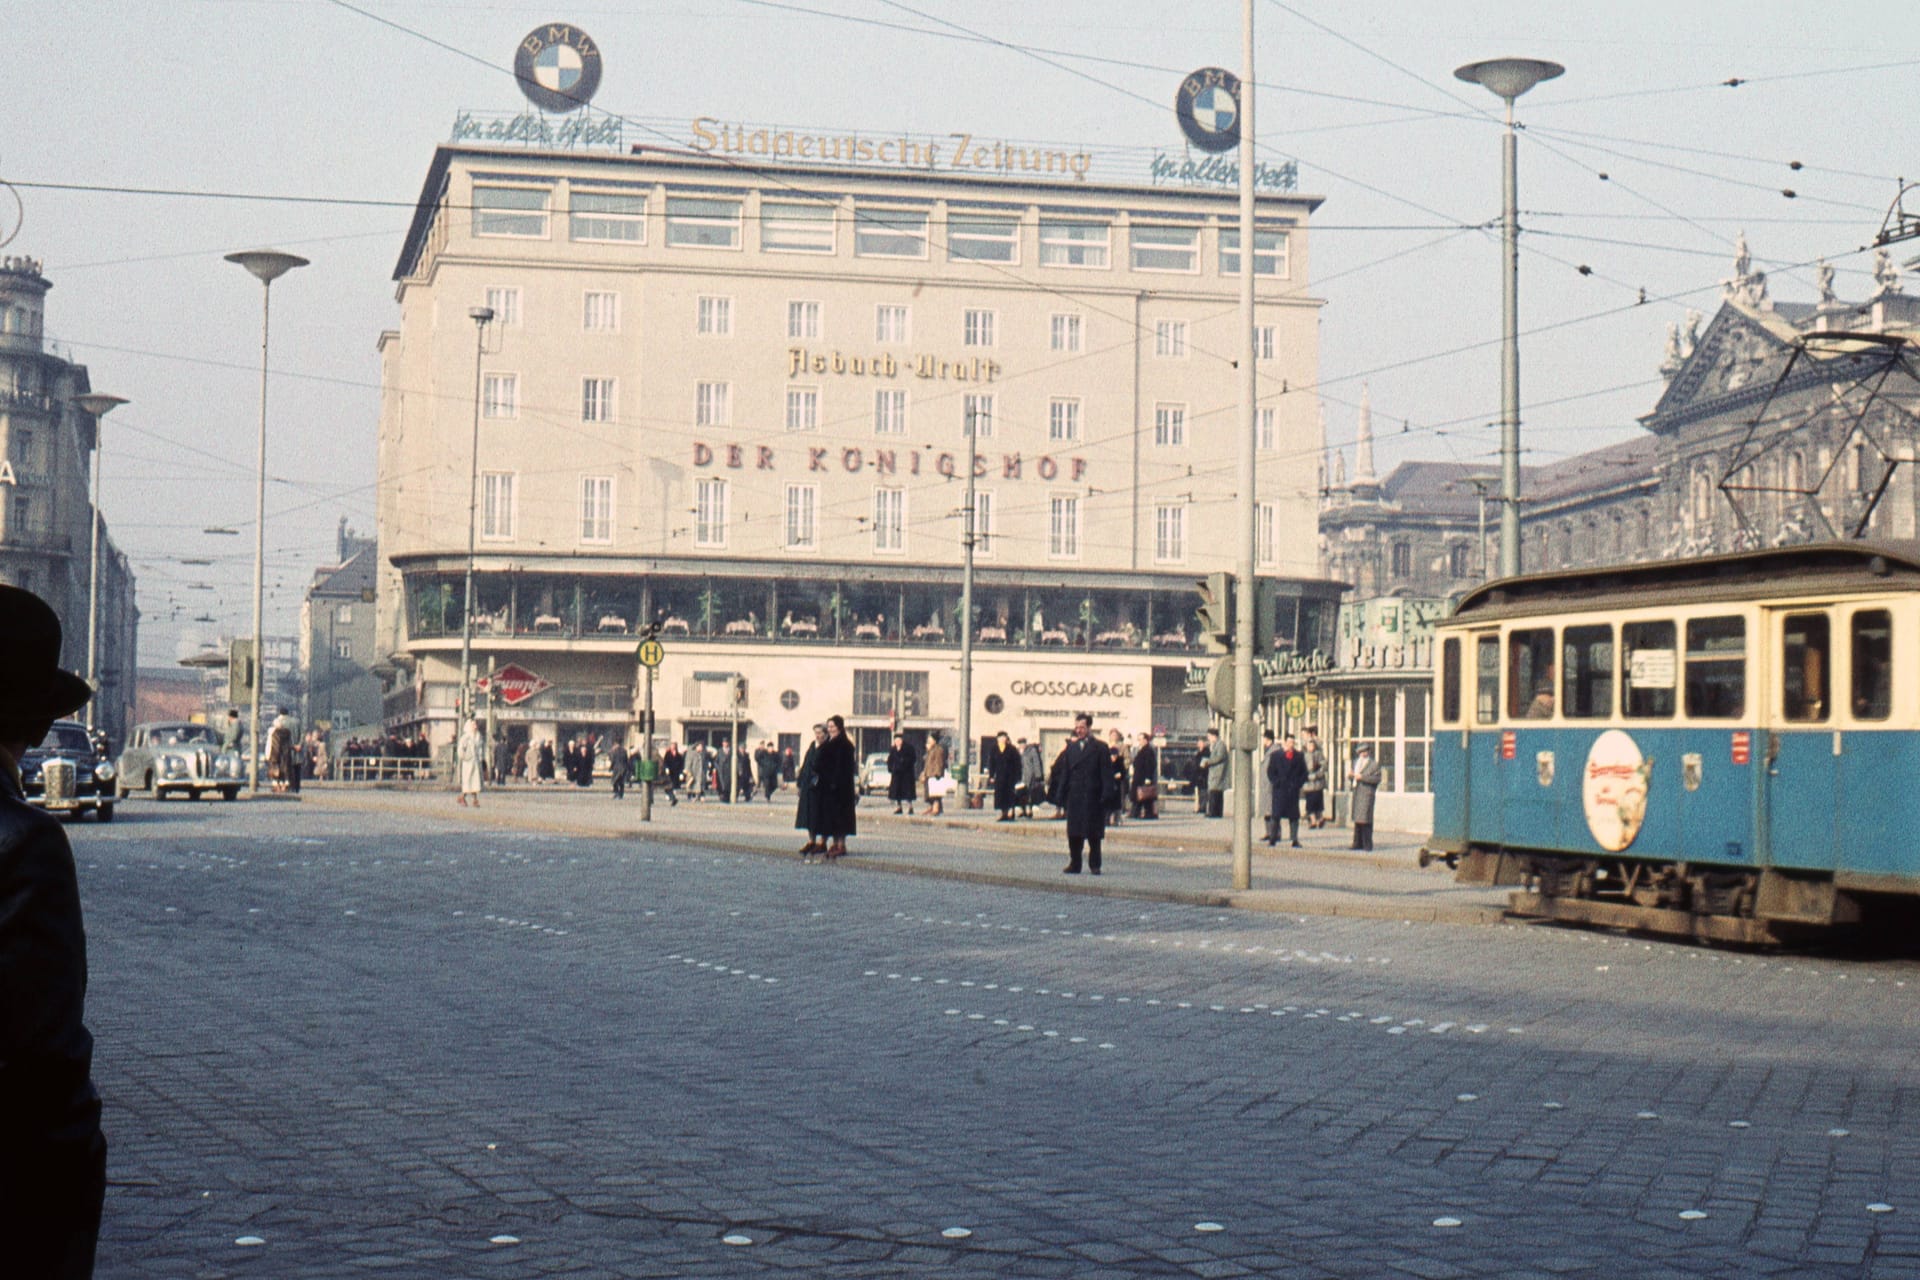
[1427,542,1920,944]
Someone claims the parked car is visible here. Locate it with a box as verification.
[21,719,115,821]
[116,721,245,801]
[858,751,893,796]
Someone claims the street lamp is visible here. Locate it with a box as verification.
[459,306,495,730]
[72,392,127,732]
[1454,56,1563,579]
[225,248,309,794]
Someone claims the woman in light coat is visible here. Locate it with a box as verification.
[456,718,485,807]
[920,731,949,816]
[1349,744,1381,851]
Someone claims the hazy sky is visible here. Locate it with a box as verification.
[8,1,1918,664]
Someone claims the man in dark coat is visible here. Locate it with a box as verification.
[1266,732,1308,848]
[608,741,629,800]
[0,586,106,1277]
[1049,713,1119,875]
[793,724,827,857]
[660,742,684,806]
[757,742,779,800]
[886,732,917,815]
[813,715,860,856]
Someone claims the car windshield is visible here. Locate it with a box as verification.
[39,724,94,753]
[866,754,889,768]
[152,725,218,746]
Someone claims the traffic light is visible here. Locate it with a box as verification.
[729,675,748,707]
[1195,571,1235,653]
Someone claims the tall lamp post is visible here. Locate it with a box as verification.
[1453,57,1563,579]
[954,397,981,810]
[460,306,495,732]
[73,392,127,732]
[225,249,309,794]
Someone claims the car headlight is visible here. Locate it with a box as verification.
[161,754,188,777]
[94,763,115,783]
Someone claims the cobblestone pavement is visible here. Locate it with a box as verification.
[73,797,1920,1277]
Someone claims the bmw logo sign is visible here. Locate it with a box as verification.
[1176,66,1241,154]
[515,23,603,114]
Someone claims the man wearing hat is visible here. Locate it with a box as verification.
[0,585,107,1276]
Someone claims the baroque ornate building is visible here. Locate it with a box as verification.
[1320,235,1920,596]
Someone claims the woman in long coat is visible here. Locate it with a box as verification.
[793,724,828,857]
[920,732,949,817]
[1349,744,1382,852]
[886,734,918,814]
[455,718,484,807]
[813,715,859,857]
[987,731,1022,821]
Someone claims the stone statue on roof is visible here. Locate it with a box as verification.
[1872,247,1903,298]
[1660,322,1683,378]
[1681,310,1700,358]
[1814,258,1837,305]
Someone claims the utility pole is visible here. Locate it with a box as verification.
[955,398,980,810]
[1229,0,1259,892]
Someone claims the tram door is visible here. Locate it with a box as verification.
[1761,606,1839,872]
[1466,630,1504,848]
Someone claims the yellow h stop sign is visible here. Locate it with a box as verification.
[637,639,665,668]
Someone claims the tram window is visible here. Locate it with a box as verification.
[1475,635,1499,724]
[1507,629,1556,719]
[1781,613,1830,723]
[1684,616,1746,718]
[1622,620,1677,718]
[1851,609,1892,721]
[1440,638,1461,723]
[1561,624,1615,719]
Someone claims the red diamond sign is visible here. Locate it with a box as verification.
[476,663,552,707]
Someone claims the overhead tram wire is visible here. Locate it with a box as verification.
[1536,54,1920,108]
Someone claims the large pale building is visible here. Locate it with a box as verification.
[0,255,138,745]
[373,141,1335,763]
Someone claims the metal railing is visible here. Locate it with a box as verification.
[332,755,439,783]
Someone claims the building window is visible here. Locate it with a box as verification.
[485,286,520,327]
[695,382,732,427]
[1048,398,1081,443]
[580,475,613,543]
[1153,403,1186,447]
[1154,319,1189,357]
[11,428,33,469]
[480,471,515,539]
[581,377,615,423]
[873,487,906,553]
[1131,224,1200,272]
[482,373,518,419]
[784,484,817,550]
[963,392,994,439]
[948,212,1018,262]
[761,200,836,254]
[1257,406,1276,451]
[787,300,821,339]
[854,207,929,258]
[1391,543,1412,578]
[875,304,910,343]
[696,295,732,336]
[9,494,30,535]
[569,190,646,242]
[1038,219,1110,268]
[1254,326,1276,360]
[582,291,619,332]
[695,477,728,547]
[1154,504,1187,562]
[333,639,353,660]
[1049,313,1083,353]
[874,388,907,435]
[785,387,819,432]
[1220,225,1290,277]
[1256,503,1276,566]
[963,308,997,347]
[472,185,550,238]
[1449,544,1471,577]
[852,669,929,718]
[336,604,354,624]
[665,196,742,249]
[1048,495,1081,558]
[972,490,995,554]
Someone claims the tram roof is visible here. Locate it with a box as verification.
[1450,540,1920,621]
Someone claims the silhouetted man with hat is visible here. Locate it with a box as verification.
[0,585,106,1276]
